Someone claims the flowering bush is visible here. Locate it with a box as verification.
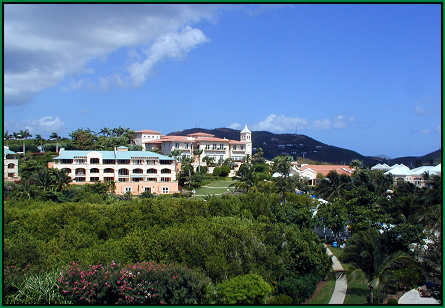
[57,261,209,304]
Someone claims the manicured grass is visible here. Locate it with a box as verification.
[305,272,336,304]
[194,178,237,196]
[328,246,368,304]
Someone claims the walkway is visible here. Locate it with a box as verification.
[325,246,348,304]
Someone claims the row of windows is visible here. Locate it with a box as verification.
[58,159,172,165]
[63,168,172,175]
[118,177,171,182]
[175,143,191,149]
[125,186,169,193]
[73,177,171,183]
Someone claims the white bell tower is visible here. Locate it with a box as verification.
[240,124,252,156]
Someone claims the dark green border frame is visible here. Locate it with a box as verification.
[0,1,442,308]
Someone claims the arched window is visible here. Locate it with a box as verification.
[133,168,143,174]
[61,168,71,174]
[75,168,86,175]
[161,168,171,174]
[7,163,15,169]
[104,168,114,173]
[90,168,100,173]
[118,168,129,176]
[147,168,157,174]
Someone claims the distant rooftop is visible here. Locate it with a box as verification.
[135,129,161,135]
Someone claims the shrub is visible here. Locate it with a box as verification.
[212,166,230,177]
[214,274,272,304]
[58,261,210,304]
[4,267,71,304]
[387,298,398,305]
[268,294,294,304]
[277,273,321,304]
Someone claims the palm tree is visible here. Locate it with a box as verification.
[12,132,21,140]
[231,163,255,192]
[98,127,112,137]
[193,148,203,172]
[50,132,62,152]
[3,130,11,140]
[271,156,294,203]
[19,129,32,139]
[50,169,71,191]
[49,132,59,140]
[343,229,416,303]
[203,156,216,167]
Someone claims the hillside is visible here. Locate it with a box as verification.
[168,128,441,167]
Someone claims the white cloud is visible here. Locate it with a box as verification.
[228,122,242,130]
[5,5,217,105]
[313,119,331,130]
[250,113,356,132]
[415,105,425,115]
[252,114,309,132]
[333,114,347,128]
[128,26,209,86]
[6,116,65,136]
[419,128,431,134]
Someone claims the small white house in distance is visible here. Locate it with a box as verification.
[371,163,391,171]
[4,146,19,181]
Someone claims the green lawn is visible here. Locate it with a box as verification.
[305,272,336,304]
[328,246,369,304]
[194,178,237,196]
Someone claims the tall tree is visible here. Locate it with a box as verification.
[193,148,204,172]
[70,129,96,150]
[231,162,255,192]
[343,229,416,303]
[271,156,294,203]
[315,198,348,243]
[19,129,32,139]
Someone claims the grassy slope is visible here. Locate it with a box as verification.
[195,178,237,195]
[305,271,336,304]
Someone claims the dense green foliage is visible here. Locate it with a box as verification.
[4,191,330,304]
[312,168,442,303]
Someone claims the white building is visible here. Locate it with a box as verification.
[50,146,179,195]
[384,164,441,187]
[133,130,161,146]
[4,146,19,181]
[135,125,253,165]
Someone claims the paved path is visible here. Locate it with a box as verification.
[325,246,348,304]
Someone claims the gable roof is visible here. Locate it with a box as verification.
[384,165,411,176]
[300,164,354,176]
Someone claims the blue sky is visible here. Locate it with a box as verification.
[4,4,441,158]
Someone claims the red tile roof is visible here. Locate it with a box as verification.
[300,164,354,176]
[135,129,161,135]
[160,136,192,142]
[187,132,215,137]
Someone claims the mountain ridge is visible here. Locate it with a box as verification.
[167,127,441,167]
